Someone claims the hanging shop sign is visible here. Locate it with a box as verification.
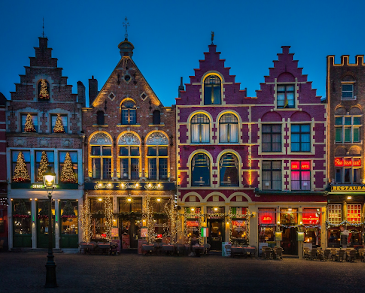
[232,220,246,227]
[331,185,365,192]
[275,231,282,241]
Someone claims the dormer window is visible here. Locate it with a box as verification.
[277,84,295,108]
[204,75,221,105]
[121,101,137,125]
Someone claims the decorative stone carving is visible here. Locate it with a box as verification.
[146,132,168,145]
[118,133,140,145]
[90,132,112,145]
[62,139,71,147]
[14,138,25,146]
[39,138,50,147]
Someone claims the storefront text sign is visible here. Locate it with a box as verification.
[331,185,365,192]
[186,221,199,227]
[335,158,361,167]
[302,213,320,225]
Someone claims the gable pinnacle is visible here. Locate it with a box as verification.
[123,17,129,41]
[211,31,214,44]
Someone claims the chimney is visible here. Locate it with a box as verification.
[89,76,98,106]
[77,81,86,107]
[178,77,184,97]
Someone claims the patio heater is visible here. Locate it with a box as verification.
[43,166,57,288]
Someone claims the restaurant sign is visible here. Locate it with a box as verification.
[331,185,365,192]
[302,213,320,225]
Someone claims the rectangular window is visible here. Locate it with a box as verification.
[262,124,281,152]
[342,84,354,99]
[262,161,282,190]
[35,151,54,182]
[334,157,361,184]
[119,146,140,180]
[51,115,68,133]
[277,84,295,108]
[21,114,38,132]
[90,146,111,180]
[119,197,142,213]
[59,151,78,183]
[335,116,361,143]
[291,161,310,190]
[147,146,168,180]
[12,150,31,182]
[60,200,78,235]
[328,204,342,224]
[291,124,311,152]
[347,204,361,224]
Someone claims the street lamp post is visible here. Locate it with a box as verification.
[43,166,57,288]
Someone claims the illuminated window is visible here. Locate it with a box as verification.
[347,204,361,224]
[146,133,169,180]
[204,75,221,105]
[91,146,111,180]
[12,150,30,182]
[291,124,310,152]
[291,161,310,190]
[35,151,54,182]
[21,114,38,132]
[51,114,68,133]
[219,114,238,143]
[335,116,361,143]
[328,204,342,224]
[59,151,78,182]
[334,157,361,184]
[119,146,139,180]
[262,124,281,152]
[277,84,295,108]
[262,161,282,190]
[121,101,137,125]
[219,153,239,186]
[191,114,210,143]
[191,153,210,186]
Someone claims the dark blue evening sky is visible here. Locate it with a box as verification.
[1,0,365,106]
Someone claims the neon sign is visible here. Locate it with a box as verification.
[291,161,310,170]
[334,158,361,167]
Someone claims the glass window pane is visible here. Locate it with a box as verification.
[353,128,360,142]
[148,158,157,179]
[335,117,343,125]
[92,158,101,179]
[148,147,157,156]
[119,147,129,156]
[120,158,129,179]
[335,169,342,183]
[335,128,342,142]
[159,158,168,180]
[353,117,361,125]
[130,147,139,156]
[344,169,351,183]
[344,128,351,142]
[291,125,300,132]
[91,146,100,156]
[102,146,111,156]
[301,124,310,132]
[158,147,168,156]
[344,117,351,125]
[103,158,111,179]
[131,158,139,180]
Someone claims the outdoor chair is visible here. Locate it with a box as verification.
[262,247,272,260]
[323,249,331,261]
[348,250,357,262]
[303,247,310,260]
[358,248,365,262]
[336,249,346,262]
[330,249,337,261]
[273,247,283,260]
[309,248,317,260]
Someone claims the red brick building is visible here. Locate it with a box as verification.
[6,37,84,250]
[326,55,365,248]
[82,37,176,249]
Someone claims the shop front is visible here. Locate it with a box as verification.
[302,208,321,249]
[207,207,225,251]
[37,199,55,248]
[229,207,249,245]
[59,200,79,248]
[258,208,276,254]
[119,197,142,249]
[12,199,32,248]
[279,208,298,255]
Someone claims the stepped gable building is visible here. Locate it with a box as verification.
[252,46,327,255]
[82,37,176,249]
[0,93,7,249]
[176,42,253,250]
[326,55,365,248]
[6,37,84,250]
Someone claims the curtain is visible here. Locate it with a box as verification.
[301,171,310,190]
[191,124,200,142]
[201,124,210,142]
[220,124,228,142]
[291,171,300,190]
[229,124,238,142]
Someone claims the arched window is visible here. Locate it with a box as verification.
[146,132,169,180]
[89,133,112,180]
[191,114,210,143]
[204,75,221,105]
[219,114,238,143]
[191,153,210,186]
[219,153,239,186]
[97,111,105,125]
[153,110,160,125]
[118,133,140,180]
[121,101,137,125]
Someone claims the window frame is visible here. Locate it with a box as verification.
[51,114,68,133]
[341,83,355,100]
[90,145,112,180]
[96,111,105,125]
[291,124,311,152]
[262,124,282,152]
[35,150,55,182]
[121,101,137,125]
[203,75,222,105]
[59,151,78,183]
[146,145,168,180]
[219,153,239,187]
[277,84,295,108]
[334,157,361,184]
[118,145,140,180]
[262,160,282,191]
[291,161,311,191]
[335,115,361,143]
[191,113,210,143]
[191,153,211,187]
[219,114,239,143]
[21,113,38,133]
[11,150,31,182]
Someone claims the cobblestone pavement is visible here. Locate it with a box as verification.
[0,252,364,293]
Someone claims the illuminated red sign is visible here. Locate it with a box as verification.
[335,158,362,167]
[302,213,320,225]
[259,214,275,225]
[301,161,310,170]
[291,162,300,170]
[157,234,163,239]
[232,220,246,227]
[291,161,310,170]
[335,158,344,167]
[186,221,199,227]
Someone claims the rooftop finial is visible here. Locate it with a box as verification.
[42,18,45,38]
[123,17,129,40]
[211,31,214,44]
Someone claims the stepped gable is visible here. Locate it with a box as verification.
[256,46,320,104]
[10,37,76,103]
[176,44,247,105]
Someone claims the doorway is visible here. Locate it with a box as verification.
[208,219,224,251]
[280,227,298,255]
[120,219,141,249]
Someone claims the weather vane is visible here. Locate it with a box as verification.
[42,18,45,38]
[123,17,129,40]
[211,31,214,44]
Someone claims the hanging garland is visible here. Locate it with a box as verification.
[326,220,365,227]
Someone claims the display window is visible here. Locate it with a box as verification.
[60,200,78,235]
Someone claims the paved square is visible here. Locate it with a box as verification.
[0,252,364,293]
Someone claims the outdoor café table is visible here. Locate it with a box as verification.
[162,245,175,255]
[243,246,256,256]
[192,245,204,257]
[81,243,94,254]
[231,246,244,257]
[142,244,154,255]
[98,243,110,254]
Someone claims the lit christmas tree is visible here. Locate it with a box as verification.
[39,79,49,99]
[53,114,65,133]
[60,152,76,183]
[37,151,49,182]
[24,114,36,132]
[13,152,30,182]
